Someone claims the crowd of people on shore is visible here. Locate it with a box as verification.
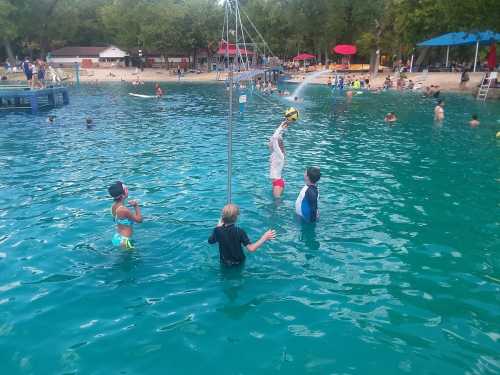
[2,57,60,88]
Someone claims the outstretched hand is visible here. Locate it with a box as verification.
[263,229,276,241]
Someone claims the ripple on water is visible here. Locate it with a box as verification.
[0,84,499,374]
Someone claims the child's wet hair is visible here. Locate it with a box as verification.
[307,167,321,184]
[222,204,240,224]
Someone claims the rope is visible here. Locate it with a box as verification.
[240,7,276,58]
[252,89,288,111]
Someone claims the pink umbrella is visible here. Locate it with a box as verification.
[293,53,316,61]
[332,44,357,55]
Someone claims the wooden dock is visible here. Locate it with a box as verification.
[0,85,69,114]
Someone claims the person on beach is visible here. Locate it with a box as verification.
[269,109,298,198]
[384,112,397,122]
[155,83,164,97]
[295,167,321,223]
[469,114,480,127]
[22,58,32,86]
[460,68,470,88]
[31,62,39,88]
[434,99,445,122]
[208,203,276,267]
[177,65,182,81]
[38,61,46,88]
[109,181,143,249]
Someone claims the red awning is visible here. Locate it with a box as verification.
[217,47,254,56]
[218,40,254,56]
[332,44,357,55]
[293,53,316,61]
[487,43,497,71]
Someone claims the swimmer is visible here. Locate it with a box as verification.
[434,99,445,122]
[346,90,353,98]
[108,181,143,249]
[384,112,397,122]
[155,83,164,97]
[47,115,55,124]
[469,114,480,127]
[86,117,94,128]
[293,96,303,103]
[208,203,276,267]
[295,167,321,222]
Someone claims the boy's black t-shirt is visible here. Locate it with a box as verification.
[208,224,250,266]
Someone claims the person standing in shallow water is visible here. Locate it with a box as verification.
[108,181,142,249]
[208,204,276,266]
[296,167,321,223]
[434,99,445,122]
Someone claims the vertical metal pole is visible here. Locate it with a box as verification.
[473,41,479,72]
[409,54,414,72]
[227,69,233,203]
[75,62,80,87]
[445,46,450,68]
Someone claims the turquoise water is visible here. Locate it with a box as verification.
[0,83,499,374]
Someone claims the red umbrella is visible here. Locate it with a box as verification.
[332,44,357,55]
[293,53,316,61]
[487,43,497,70]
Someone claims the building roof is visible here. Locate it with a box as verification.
[50,46,109,57]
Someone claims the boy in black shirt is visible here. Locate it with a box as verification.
[208,204,276,266]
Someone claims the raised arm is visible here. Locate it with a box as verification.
[125,200,143,223]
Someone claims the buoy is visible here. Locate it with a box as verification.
[496,131,500,138]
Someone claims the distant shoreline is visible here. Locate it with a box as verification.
[1,67,487,96]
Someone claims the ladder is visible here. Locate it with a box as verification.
[477,72,497,101]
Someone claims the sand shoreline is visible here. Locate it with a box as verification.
[1,67,487,95]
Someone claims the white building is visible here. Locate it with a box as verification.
[47,46,129,67]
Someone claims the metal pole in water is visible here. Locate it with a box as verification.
[227,68,233,203]
[75,62,80,87]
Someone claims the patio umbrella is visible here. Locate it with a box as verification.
[293,53,316,61]
[332,44,357,55]
[487,43,497,70]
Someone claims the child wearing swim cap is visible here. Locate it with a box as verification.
[108,181,143,249]
[208,203,276,266]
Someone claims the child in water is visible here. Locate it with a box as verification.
[155,83,164,97]
[469,114,480,127]
[269,108,299,198]
[208,204,276,266]
[108,181,142,249]
[384,112,397,122]
[434,99,445,122]
[295,167,321,222]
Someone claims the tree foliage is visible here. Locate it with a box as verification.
[1,0,499,63]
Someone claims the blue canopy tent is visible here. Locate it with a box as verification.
[417,31,500,72]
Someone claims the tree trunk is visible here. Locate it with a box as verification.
[369,19,382,77]
[4,39,15,64]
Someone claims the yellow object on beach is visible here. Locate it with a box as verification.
[285,107,299,121]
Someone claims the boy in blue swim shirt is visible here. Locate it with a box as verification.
[295,167,321,222]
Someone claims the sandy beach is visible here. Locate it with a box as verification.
[1,66,487,95]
